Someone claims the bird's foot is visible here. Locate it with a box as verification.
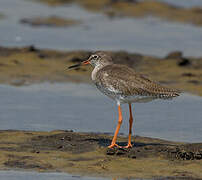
[108,143,121,148]
[123,143,133,149]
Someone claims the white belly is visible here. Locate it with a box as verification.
[95,83,156,104]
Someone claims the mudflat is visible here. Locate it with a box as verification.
[0,130,201,179]
[0,46,202,96]
[32,0,202,26]
[20,16,81,27]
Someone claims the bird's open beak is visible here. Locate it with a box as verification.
[83,60,90,65]
[68,59,90,70]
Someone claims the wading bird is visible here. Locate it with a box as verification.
[68,52,180,148]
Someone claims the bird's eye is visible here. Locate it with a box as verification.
[91,54,99,60]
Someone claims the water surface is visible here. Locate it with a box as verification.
[0,171,118,180]
[158,0,202,8]
[0,83,201,143]
[0,0,202,57]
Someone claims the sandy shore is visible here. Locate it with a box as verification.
[0,130,201,179]
[0,46,202,96]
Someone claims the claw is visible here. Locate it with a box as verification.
[123,143,133,149]
[108,143,121,148]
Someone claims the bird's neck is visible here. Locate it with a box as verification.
[91,64,106,81]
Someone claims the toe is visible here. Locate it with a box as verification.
[108,143,121,148]
[123,144,133,149]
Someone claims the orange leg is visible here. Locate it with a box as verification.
[108,105,123,148]
[124,103,133,148]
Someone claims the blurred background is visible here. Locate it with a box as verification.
[0,0,202,179]
[1,0,202,56]
[0,0,202,143]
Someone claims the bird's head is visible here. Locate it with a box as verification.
[68,51,113,70]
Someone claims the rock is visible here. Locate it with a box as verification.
[10,79,27,86]
[166,51,183,59]
[182,73,195,77]
[28,45,39,52]
[187,80,199,84]
[178,58,191,66]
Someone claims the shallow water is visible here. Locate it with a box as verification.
[158,0,202,8]
[0,0,202,57]
[0,171,127,180]
[0,83,201,143]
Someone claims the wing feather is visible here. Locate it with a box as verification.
[95,64,180,98]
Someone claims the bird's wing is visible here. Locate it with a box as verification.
[95,64,180,98]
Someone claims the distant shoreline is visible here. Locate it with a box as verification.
[0,45,202,96]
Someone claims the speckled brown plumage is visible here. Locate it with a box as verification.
[94,64,180,99]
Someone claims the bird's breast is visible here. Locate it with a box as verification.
[94,82,157,104]
[95,82,121,100]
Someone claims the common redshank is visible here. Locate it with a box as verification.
[68,51,180,148]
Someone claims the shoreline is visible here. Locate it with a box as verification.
[0,46,202,96]
[32,0,202,27]
[0,130,201,179]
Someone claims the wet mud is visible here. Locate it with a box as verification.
[32,0,202,26]
[0,130,201,179]
[0,46,202,96]
[20,16,81,27]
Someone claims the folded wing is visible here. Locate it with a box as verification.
[95,64,180,98]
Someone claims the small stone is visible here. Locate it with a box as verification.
[116,149,127,155]
[130,155,136,159]
[106,148,116,155]
[13,59,21,65]
[178,58,191,66]
[188,80,199,84]
[57,145,64,149]
[182,73,195,77]
[28,45,39,52]
[166,51,183,59]
[10,79,26,86]
[38,54,46,59]
[195,153,202,160]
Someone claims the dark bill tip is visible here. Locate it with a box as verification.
[68,63,81,69]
